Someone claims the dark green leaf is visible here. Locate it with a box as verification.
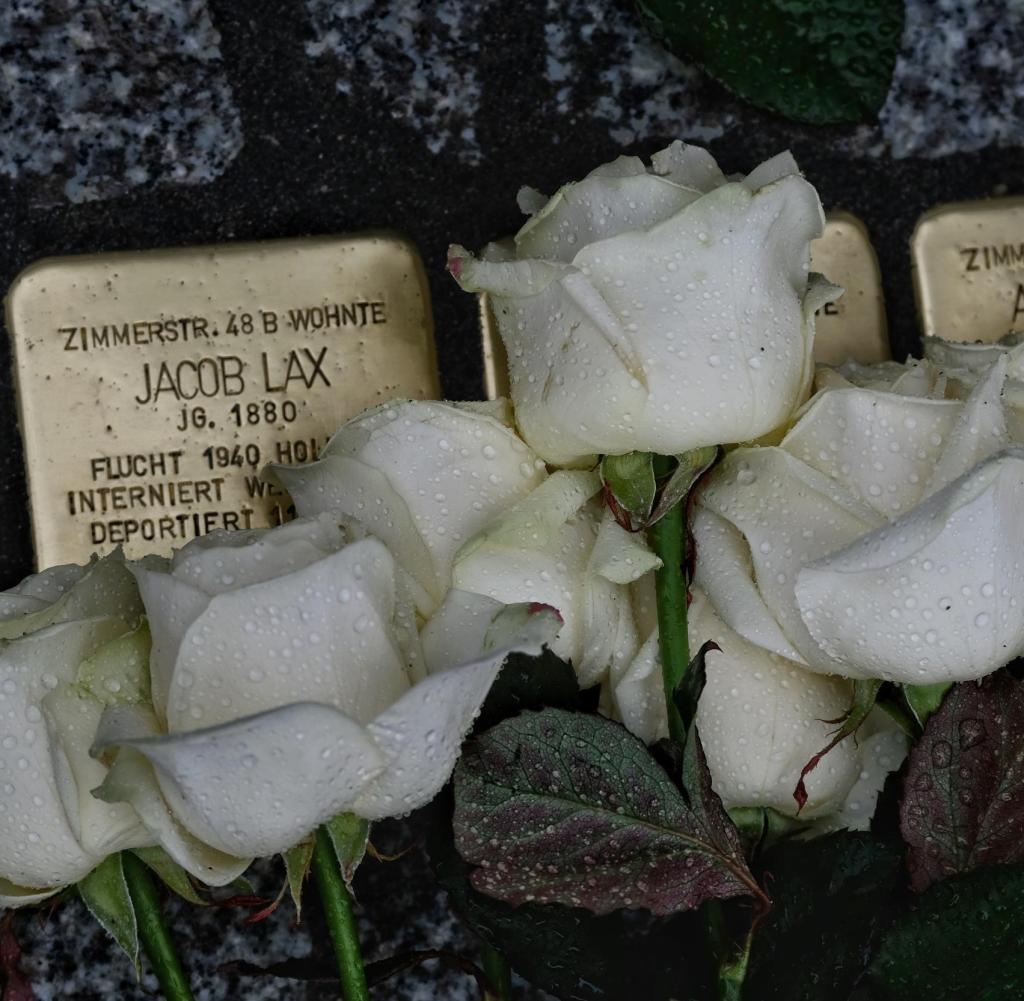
[900,671,1024,892]
[902,682,951,729]
[867,864,1024,1001]
[795,679,882,812]
[131,847,204,906]
[454,708,761,915]
[673,640,718,737]
[78,855,139,972]
[476,648,588,735]
[650,446,718,527]
[323,813,369,891]
[425,788,712,1001]
[747,833,901,1001]
[600,451,656,532]
[635,0,904,125]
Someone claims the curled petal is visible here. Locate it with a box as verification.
[795,448,1024,682]
[354,607,558,819]
[94,743,250,887]
[94,702,386,859]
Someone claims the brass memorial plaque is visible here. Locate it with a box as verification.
[6,234,440,568]
[912,198,1024,343]
[810,211,889,366]
[480,211,889,399]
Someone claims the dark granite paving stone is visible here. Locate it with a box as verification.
[1,1,1023,997]
[0,0,243,203]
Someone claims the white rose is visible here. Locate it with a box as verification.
[270,399,546,616]
[693,353,1024,684]
[612,585,906,822]
[430,470,660,687]
[0,556,155,908]
[273,399,657,686]
[92,517,556,862]
[448,141,838,466]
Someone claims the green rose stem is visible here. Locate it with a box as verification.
[648,455,752,1001]
[120,851,195,1001]
[482,941,513,1000]
[648,454,690,747]
[312,826,371,1001]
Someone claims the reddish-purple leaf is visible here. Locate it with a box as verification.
[453,708,765,916]
[1,915,36,1001]
[900,671,1024,892]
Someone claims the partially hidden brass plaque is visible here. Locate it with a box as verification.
[810,211,889,366]
[912,197,1024,343]
[7,234,440,568]
[480,211,889,399]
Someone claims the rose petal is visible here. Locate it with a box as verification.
[516,173,703,264]
[420,590,507,675]
[565,175,825,454]
[692,506,805,662]
[0,878,60,909]
[41,684,151,859]
[690,590,859,819]
[94,740,250,887]
[164,540,412,732]
[587,509,662,585]
[795,448,1024,682]
[922,355,1008,496]
[353,609,557,819]
[649,140,727,191]
[272,453,439,612]
[95,703,386,858]
[132,566,211,720]
[700,447,879,669]
[0,619,125,888]
[781,386,961,518]
[170,515,347,594]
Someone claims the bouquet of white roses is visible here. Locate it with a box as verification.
[3,143,1022,1001]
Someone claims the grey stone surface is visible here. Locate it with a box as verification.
[0,0,243,203]
[1,1,1023,998]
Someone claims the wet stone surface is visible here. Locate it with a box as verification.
[1,0,1022,997]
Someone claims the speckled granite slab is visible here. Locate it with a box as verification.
[1,1,1023,997]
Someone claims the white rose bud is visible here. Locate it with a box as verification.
[270,400,546,616]
[612,586,907,822]
[448,141,838,466]
[694,353,1024,684]
[92,517,557,862]
[0,556,155,908]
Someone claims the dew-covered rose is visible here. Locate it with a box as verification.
[92,517,556,861]
[448,141,838,466]
[273,400,658,686]
[612,585,906,823]
[693,353,1024,684]
[427,470,660,688]
[0,556,156,908]
[270,399,546,616]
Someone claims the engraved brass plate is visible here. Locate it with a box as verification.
[6,234,440,568]
[479,211,889,399]
[912,198,1024,343]
[810,211,889,366]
